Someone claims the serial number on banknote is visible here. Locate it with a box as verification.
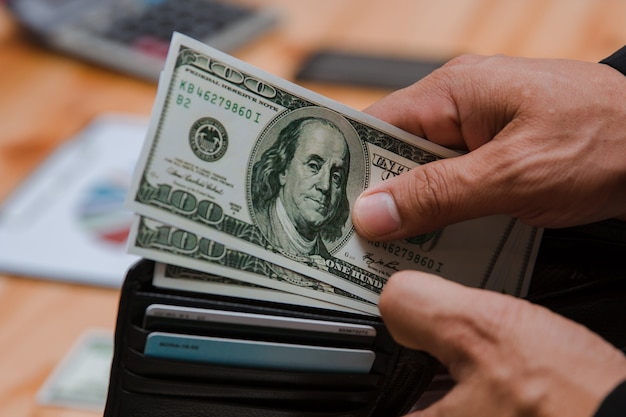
[175,68,275,123]
[366,241,444,273]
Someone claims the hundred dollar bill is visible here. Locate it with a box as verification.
[127,32,542,304]
[130,215,379,315]
[37,330,112,411]
[481,219,542,296]
[153,262,369,315]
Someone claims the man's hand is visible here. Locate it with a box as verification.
[380,271,626,417]
[352,54,626,240]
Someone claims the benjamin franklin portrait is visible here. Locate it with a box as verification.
[249,107,366,259]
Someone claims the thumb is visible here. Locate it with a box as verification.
[380,270,626,417]
[378,270,501,365]
[352,144,508,239]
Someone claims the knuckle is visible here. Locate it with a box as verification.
[442,53,482,67]
[403,163,453,221]
[444,295,520,361]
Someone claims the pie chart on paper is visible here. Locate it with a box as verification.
[76,177,134,246]
[0,115,145,287]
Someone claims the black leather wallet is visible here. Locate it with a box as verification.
[104,220,625,416]
[103,259,438,417]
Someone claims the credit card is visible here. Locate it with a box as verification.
[143,304,377,347]
[144,331,376,373]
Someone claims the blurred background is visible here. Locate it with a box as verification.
[0,0,625,415]
[2,0,626,202]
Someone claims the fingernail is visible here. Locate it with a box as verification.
[354,192,401,236]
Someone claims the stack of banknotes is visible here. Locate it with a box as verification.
[125,33,543,316]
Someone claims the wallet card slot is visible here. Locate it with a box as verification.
[130,291,397,353]
[127,321,391,376]
[122,369,377,410]
[123,348,381,389]
[127,324,150,352]
[111,390,373,417]
[141,308,376,349]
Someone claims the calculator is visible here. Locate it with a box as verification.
[8,0,277,80]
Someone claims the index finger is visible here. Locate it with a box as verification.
[363,54,522,151]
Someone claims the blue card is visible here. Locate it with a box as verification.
[144,332,375,373]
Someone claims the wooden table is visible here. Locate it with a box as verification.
[0,1,624,415]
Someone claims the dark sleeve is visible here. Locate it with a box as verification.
[600,46,626,75]
[586,46,626,417]
[593,379,626,417]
